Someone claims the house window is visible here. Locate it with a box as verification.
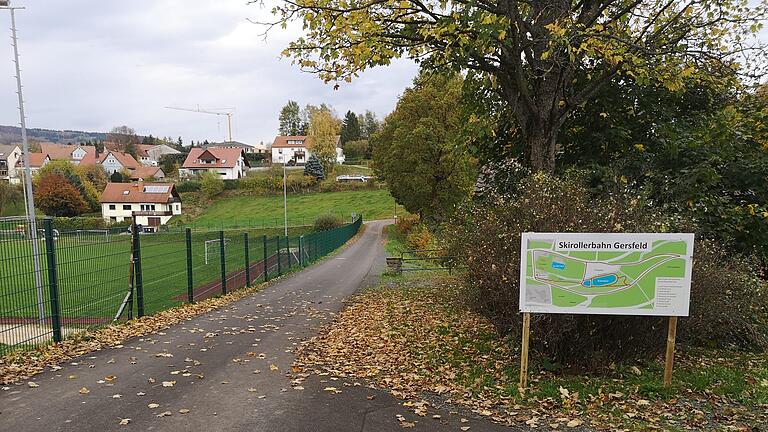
[110,216,116,221]
[123,205,132,210]
[109,204,116,210]
[278,149,283,154]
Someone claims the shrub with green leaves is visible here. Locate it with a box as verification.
[446,172,768,368]
[199,172,224,198]
[313,214,342,231]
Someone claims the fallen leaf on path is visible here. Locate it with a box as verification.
[162,381,176,387]
[27,382,38,388]
[79,387,90,395]
[119,418,131,425]
[148,403,160,409]
[179,409,190,414]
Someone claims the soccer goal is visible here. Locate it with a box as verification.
[75,229,110,243]
[204,238,230,265]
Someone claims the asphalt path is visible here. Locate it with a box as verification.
[0,220,511,432]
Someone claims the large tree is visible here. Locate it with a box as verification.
[374,72,475,220]
[35,173,88,217]
[108,125,139,159]
[266,0,767,172]
[307,106,341,173]
[279,100,303,135]
[340,110,361,144]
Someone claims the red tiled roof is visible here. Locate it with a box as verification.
[100,182,179,204]
[40,143,98,165]
[130,166,164,180]
[15,153,49,168]
[100,151,140,170]
[272,136,309,149]
[182,147,247,169]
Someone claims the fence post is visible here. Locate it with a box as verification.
[132,218,145,317]
[244,232,250,287]
[219,230,227,294]
[186,228,194,303]
[286,235,291,270]
[299,236,304,267]
[276,236,282,276]
[263,234,269,282]
[43,219,62,343]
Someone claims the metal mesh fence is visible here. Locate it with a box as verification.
[0,215,362,355]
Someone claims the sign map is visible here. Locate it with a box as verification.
[519,233,694,316]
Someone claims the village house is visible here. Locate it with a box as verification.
[0,144,20,183]
[178,147,249,179]
[271,135,345,165]
[99,150,140,175]
[204,140,268,154]
[135,144,181,166]
[40,143,98,165]
[100,182,181,229]
[130,166,165,181]
[14,153,50,178]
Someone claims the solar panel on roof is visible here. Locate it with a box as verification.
[143,185,169,194]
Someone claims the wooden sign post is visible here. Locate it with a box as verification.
[663,316,678,387]
[519,312,531,392]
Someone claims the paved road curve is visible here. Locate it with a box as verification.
[0,220,511,432]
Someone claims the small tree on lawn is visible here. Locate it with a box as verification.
[304,154,325,180]
[35,173,88,217]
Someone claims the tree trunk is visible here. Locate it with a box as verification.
[524,117,558,173]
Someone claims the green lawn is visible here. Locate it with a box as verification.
[0,226,307,322]
[193,189,403,228]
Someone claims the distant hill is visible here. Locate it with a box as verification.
[0,125,108,145]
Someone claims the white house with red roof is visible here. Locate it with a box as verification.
[270,135,345,165]
[100,182,181,227]
[178,147,249,179]
[99,150,141,175]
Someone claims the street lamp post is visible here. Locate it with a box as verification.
[279,155,288,237]
[2,1,45,321]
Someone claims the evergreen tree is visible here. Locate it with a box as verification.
[110,171,124,183]
[278,100,303,135]
[340,110,361,145]
[303,154,325,180]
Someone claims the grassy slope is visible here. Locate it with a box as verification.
[194,189,403,227]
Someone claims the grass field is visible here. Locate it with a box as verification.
[0,226,310,323]
[192,189,403,227]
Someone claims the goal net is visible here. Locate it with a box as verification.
[204,238,230,265]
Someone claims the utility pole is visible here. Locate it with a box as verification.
[2,1,45,321]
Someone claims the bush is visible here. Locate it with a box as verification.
[446,172,768,368]
[175,180,201,193]
[405,225,436,251]
[200,172,224,198]
[52,217,106,231]
[314,214,343,231]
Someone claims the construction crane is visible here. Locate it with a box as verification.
[165,106,235,142]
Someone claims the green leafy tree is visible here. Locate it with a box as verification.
[343,139,369,160]
[307,106,341,173]
[373,72,475,220]
[0,182,22,216]
[200,171,225,198]
[340,110,361,144]
[279,100,303,135]
[269,0,767,173]
[303,154,326,180]
[35,173,88,217]
[36,160,100,212]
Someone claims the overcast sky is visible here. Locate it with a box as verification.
[0,0,417,145]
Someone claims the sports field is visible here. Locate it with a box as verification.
[0,226,309,322]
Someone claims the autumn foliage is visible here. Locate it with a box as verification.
[35,173,88,217]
